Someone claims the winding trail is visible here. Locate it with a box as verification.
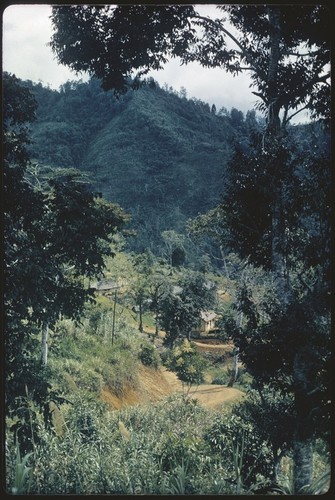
[161,367,244,410]
[101,333,245,411]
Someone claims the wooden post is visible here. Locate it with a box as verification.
[111,288,117,345]
[41,323,49,366]
[227,311,242,387]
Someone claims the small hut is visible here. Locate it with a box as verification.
[199,310,218,333]
[91,279,120,297]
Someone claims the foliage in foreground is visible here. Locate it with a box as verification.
[3,394,256,494]
[6,392,330,495]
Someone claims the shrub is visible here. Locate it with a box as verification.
[204,412,273,490]
[234,367,252,389]
[167,340,207,389]
[211,374,227,385]
[7,389,285,495]
[98,355,139,397]
[78,369,103,394]
[139,342,160,368]
[211,366,252,389]
[159,346,173,366]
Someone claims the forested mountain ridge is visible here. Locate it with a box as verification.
[26,77,260,254]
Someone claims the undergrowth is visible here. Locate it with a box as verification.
[5,304,330,495]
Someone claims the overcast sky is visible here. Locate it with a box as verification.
[2,4,260,115]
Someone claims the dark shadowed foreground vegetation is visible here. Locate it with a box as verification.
[4,3,331,495]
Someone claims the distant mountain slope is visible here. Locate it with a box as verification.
[82,86,233,218]
[26,78,257,254]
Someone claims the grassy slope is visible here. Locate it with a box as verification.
[48,305,243,425]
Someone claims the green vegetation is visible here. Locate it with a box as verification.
[26,76,251,257]
[4,3,330,495]
[4,268,329,494]
[165,339,207,393]
[5,314,329,494]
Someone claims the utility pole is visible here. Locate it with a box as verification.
[111,285,121,345]
[41,322,49,365]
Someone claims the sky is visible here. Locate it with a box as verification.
[2,3,259,115]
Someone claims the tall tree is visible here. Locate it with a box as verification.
[49,5,330,491]
[158,273,216,347]
[49,5,196,93]
[4,73,128,429]
[129,252,155,332]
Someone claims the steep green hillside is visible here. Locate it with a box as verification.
[27,78,120,169]
[81,86,235,245]
[27,78,258,254]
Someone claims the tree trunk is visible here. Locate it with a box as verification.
[272,447,286,485]
[292,348,314,493]
[227,346,239,387]
[139,301,143,332]
[266,9,314,491]
[273,449,280,484]
[219,245,229,278]
[227,312,242,387]
[266,7,281,135]
[271,191,285,277]
[267,8,289,301]
[266,7,289,297]
[293,437,313,494]
[41,323,48,366]
[103,312,107,340]
[111,289,117,344]
[271,187,290,306]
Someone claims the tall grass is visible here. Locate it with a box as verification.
[8,443,33,494]
[6,384,330,495]
[48,313,145,399]
[6,394,227,494]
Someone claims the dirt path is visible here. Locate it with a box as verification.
[189,384,244,409]
[193,340,233,350]
[101,329,244,411]
[101,366,244,411]
[142,332,244,409]
[161,368,244,409]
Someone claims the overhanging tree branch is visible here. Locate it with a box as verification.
[284,105,310,125]
[192,14,263,77]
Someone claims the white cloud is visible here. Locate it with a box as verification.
[148,58,256,114]
[147,3,257,114]
[2,4,88,88]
